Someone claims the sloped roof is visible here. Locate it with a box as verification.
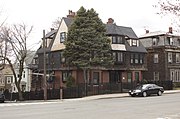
[62,18,138,39]
[125,41,147,53]
[25,51,36,65]
[106,23,138,39]
[139,30,180,38]
[45,29,58,38]
[37,29,57,53]
[63,17,74,28]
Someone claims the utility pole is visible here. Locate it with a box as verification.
[43,30,47,100]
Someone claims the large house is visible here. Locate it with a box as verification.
[31,11,147,94]
[139,27,180,83]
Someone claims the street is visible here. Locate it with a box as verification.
[0,93,180,119]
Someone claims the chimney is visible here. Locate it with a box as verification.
[50,28,54,31]
[146,30,149,34]
[169,27,173,34]
[67,10,76,18]
[107,18,114,24]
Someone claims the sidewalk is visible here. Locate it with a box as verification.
[8,90,180,103]
[63,89,180,102]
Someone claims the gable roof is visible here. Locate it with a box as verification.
[45,29,58,38]
[37,29,57,53]
[63,17,74,28]
[25,51,36,65]
[61,18,138,39]
[106,23,138,39]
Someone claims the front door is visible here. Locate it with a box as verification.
[109,71,121,83]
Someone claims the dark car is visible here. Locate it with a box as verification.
[129,84,164,97]
[0,92,5,103]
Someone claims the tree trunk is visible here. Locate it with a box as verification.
[17,83,24,101]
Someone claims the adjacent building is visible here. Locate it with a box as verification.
[13,51,36,92]
[139,27,180,83]
[0,65,13,92]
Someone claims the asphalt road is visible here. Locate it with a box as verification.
[1,93,180,119]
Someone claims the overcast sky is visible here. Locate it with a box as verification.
[0,0,173,50]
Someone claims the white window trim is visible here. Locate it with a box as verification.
[153,72,159,81]
[154,54,159,63]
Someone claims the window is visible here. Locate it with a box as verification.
[62,71,71,82]
[175,70,179,82]
[128,72,132,83]
[170,70,174,81]
[139,54,143,64]
[167,37,173,45]
[178,39,180,46]
[0,78,4,84]
[135,72,139,82]
[154,54,159,63]
[23,71,25,78]
[117,52,123,62]
[152,38,158,46]
[112,36,124,44]
[132,40,137,46]
[172,70,180,82]
[135,54,139,63]
[117,37,123,44]
[60,32,66,43]
[176,53,180,63]
[153,72,159,81]
[130,53,144,64]
[93,72,99,85]
[130,54,134,63]
[113,52,124,63]
[112,36,116,44]
[168,52,173,63]
[7,77,12,84]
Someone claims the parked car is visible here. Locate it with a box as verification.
[0,92,5,103]
[129,84,164,97]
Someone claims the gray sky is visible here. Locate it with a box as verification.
[0,0,172,50]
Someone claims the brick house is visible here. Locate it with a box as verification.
[31,11,147,92]
[139,27,180,83]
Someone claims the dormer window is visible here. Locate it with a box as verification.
[131,39,138,47]
[167,37,173,45]
[152,37,158,46]
[60,32,66,43]
[112,36,124,44]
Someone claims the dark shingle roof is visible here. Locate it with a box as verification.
[106,23,138,39]
[125,41,147,53]
[106,23,146,53]
[45,29,57,38]
[63,17,74,28]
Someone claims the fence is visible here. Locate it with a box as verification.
[4,80,173,101]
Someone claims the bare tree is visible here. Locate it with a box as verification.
[52,17,61,29]
[0,23,33,100]
[155,0,180,27]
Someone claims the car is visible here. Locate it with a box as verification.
[0,92,5,103]
[129,84,164,97]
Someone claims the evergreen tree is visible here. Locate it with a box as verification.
[63,6,113,95]
[64,6,113,68]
